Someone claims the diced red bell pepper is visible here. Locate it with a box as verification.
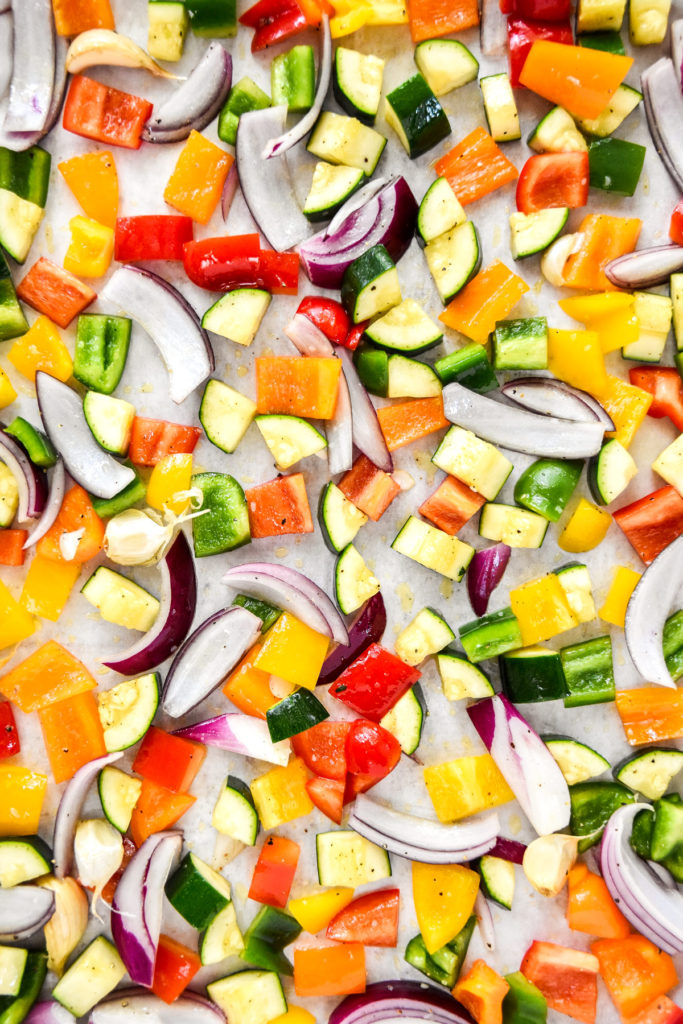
[183,237,299,294]
[306,775,345,823]
[249,835,300,907]
[0,702,20,759]
[151,934,201,1004]
[63,75,153,150]
[114,216,194,263]
[132,726,206,794]
[613,486,683,564]
[342,322,369,352]
[629,367,683,432]
[505,0,570,18]
[521,940,599,1024]
[516,152,589,214]
[669,199,683,246]
[508,17,573,88]
[326,889,401,947]
[592,935,679,1020]
[339,455,400,522]
[128,417,202,467]
[297,296,351,345]
[331,644,420,721]
[258,250,300,294]
[17,258,96,328]
[239,0,309,51]
[345,719,401,791]
[292,721,350,780]
[246,474,314,539]
[0,530,28,567]
[624,997,683,1024]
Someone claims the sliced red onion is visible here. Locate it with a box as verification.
[329,981,475,1024]
[1,33,68,151]
[162,606,262,718]
[142,43,232,143]
[0,428,47,521]
[53,752,123,879]
[474,890,496,951]
[488,837,527,864]
[285,313,334,357]
[325,177,388,238]
[600,804,683,954]
[0,3,9,15]
[319,593,386,686]
[349,794,499,864]
[624,533,683,689]
[91,990,225,1024]
[481,0,507,55]
[174,713,290,766]
[4,0,54,133]
[672,19,683,89]
[642,58,683,194]
[444,383,605,458]
[221,161,239,222]
[223,561,348,644]
[605,244,683,289]
[0,886,55,942]
[467,544,511,617]
[236,106,314,253]
[327,369,353,475]
[262,16,331,159]
[26,1003,75,1024]
[501,377,615,430]
[100,267,214,405]
[102,531,197,675]
[111,832,182,987]
[338,348,392,473]
[467,695,571,836]
[35,373,135,500]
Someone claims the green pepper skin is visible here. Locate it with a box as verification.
[588,138,646,197]
[514,459,583,522]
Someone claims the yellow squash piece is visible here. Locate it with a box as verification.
[0,579,35,650]
[0,368,17,409]
[254,612,329,690]
[250,757,313,830]
[0,765,47,834]
[8,316,73,383]
[288,887,355,933]
[424,754,514,823]
[146,453,193,515]
[547,328,608,397]
[559,498,612,553]
[20,555,80,622]
[599,566,641,627]
[602,375,653,448]
[412,862,480,954]
[510,574,578,645]
[63,216,114,278]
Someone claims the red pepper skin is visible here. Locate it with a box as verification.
[613,485,683,565]
[63,75,153,150]
[331,643,420,721]
[342,322,369,352]
[0,702,20,759]
[183,237,299,294]
[257,250,300,294]
[670,200,683,245]
[248,835,300,907]
[507,17,573,88]
[128,417,202,467]
[345,719,401,786]
[306,774,345,823]
[151,935,201,1004]
[629,367,683,432]
[297,296,351,345]
[327,889,401,947]
[239,0,308,51]
[291,721,350,779]
[505,0,570,19]
[114,216,194,263]
[131,726,205,792]
[516,152,589,213]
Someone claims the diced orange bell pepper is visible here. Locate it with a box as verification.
[412,862,480,953]
[519,41,633,119]
[254,612,329,690]
[521,941,599,1024]
[130,779,196,846]
[601,375,653,448]
[0,580,35,650]
[622,997,683,1024]
[563,215,642,292]
[0,639,96,712]
[567,864,631,939]
[592,935,678,1019]
[547,328,608,398]
[0,530,28,567]
[616,687,683,745]
[36,485,105,564]
[20,555,80,621]
[164,131,233,225]
[132,726,206,793]
[453,960,510,1024]
[52,0,115,35]
[249,834,300,907]
[63,216,115,278]
[599,567,641,628]
[424,754,514,823]
[409,0,479,41]
[151,934,201,1004]
[8,315,73,383]
[58,151,119,229]
[339,455,400,521]
[16,259,97,329]
[223,642,277,719]
[250,757,314,829]
[245,474,314,539]
[419,475,486,535]
[39,690,107,783]
[434,128,518,206]
[439,262,529,343]
[294,944,366,997]
[377,396,448,451]
[256,356,342,419]
[0,765,48,835]
[510,573,578,645]
[146,453,193,516]
[0,367,17,409]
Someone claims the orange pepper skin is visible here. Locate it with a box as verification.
[164,131,233,224]
[293,944,366,997]
[36,485,105,564]
[409,0,479,41]
[567,864,631,939]
[434,128,518,206]
[52,0,115,35]
[453,960,510,1024]
[222,643,276,719]
[378,396,448,451]
[130,779,196,846]
[255,357,342,419]
[563,214,642,292]
[592,936,678,1019]
[439,262,529,343]
[519,41,633,118]
[38,691,107,783]
[0,640,97,713]
[615,687,683,745]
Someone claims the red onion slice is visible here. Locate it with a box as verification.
[53,751,123,878]
[285,313,334,356]
[23,458,65,549]
[174,713,290,765]
[221,161,239,222]
[605,244,683,289]
[642,58,683,194]
[325,177,388,238]
[481,0,507,55]
[501,377,615,429]
[319,593,386,686]
[1,34,68,151]
[0,428,47,521]
[467,544,511,617]
[329,980,475,1024]
[0,886,55,942]
[488,837,527,864]
[26,1003,75,1024]
[624,533,683,689]
[5,0,54,133]
[142,43,232,143]
[91,989,225,1024]
[327,369,353,475]
[474,890,496,951]
[338,348,393,473]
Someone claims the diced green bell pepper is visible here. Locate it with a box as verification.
[560,635,615,707]
[588,137,646,196]
[192,472,250,557]
[271,46,315,112]
[241,905,302,976]
[569,780,634,852]
[73,314,132,395]
[4,417,57,468]
[218,77,271,146]
[503,971,547,1024]
[404,915,475,988]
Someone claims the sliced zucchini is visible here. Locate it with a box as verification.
[82,392,135,456]
[588,438,637,505]
[555,563,597,624]
[613,748,683,800]
[200,379,257,455]
[335,542,380,615]
[480,73,520,142]
[333,47,385,124]
[387,354,441,398]
[148,1,189,62]
[425,221,481,304]
[307,111,386,176]
[98,766,142,833]
[212,775,260,846]
[622,291,672,362]
[0,947,27,998]
[364,298,443,354]
[391,516,474,581]
[201,901,244,966]
[0,461,19,527]
[476,855,515,910]
[479,503,549,548]
[629,0,669,44]
[395,608,454,666]
[166,852,233,930]
[509,208,569,260]
[575,83,642,137]
[303,162,364,222]
[653,434,683,494]
[380,685,424,755]
[417,177,466,246]
[434,343,497,393]
[316,830,392,886]
[527,107,587,153]
[500,647,566,703]
[202,289,271,348]
[492,317,548,370]
[432,426,512,500]
[341,244,401,323]
[255,414,327,470]
[542,734,610,786]
[318,481,367,554]
[436,650,494,701]
[207,970,287,1024]
[0,836,52,887]
[385,74,451,158]
[53,936,126,1017]
[414,39,479,96]
[96,673,160,752]
[81,566,159,632]
[0,190,44,265]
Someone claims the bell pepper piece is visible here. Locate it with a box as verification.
[16,258,96,328]
[20,555,80,621]
[271,1008,316,1024]
[164,131,233,225]
[547,328,607,397]
[434,129,518,206]
[377,396,448,451]
[559,498,611,553]
[245,474,314,539]
[36,485,105,564]
[419,475,486,535]
[0,765,47,834]
[297,296,350,344]
[250,758,314,829]
[249,834,300,906]
[0,580,35,650]
[519,41,632,118]
[307,775,345,822]
[146,453,193,516]
[132,726,206,794]
[339,455,400,521]
[413,862,480,954]
[128,417,202,467]
[439,262,529,343]
[558,292,638,354]
[182,234,261,289]
[115,215,193,263]
[520,941,599,1024]
[0,367,17,408]
[63,216,114,278]
[363,0,408,24]
[0,640,96,712]
[63,75,152,150]
[330,643,420,720]
[506,0,570,17]
[294,944,366,996]
[510,573,578,645]
[330,3,371,36]
[7,315,73,382]
[240,0,308,51]
[516,152,589,214]
[326,888,400,946]
[616,686,683,745]
[408,0,479,41]
[256,250,300,294]
[289,887,355,933]
[186,0,238,36]
[588,138,646,196]
[623,997,683,1024]
[566,864,631,938]
[345,718,401,792]
[599,566,641,628]
[424,754,514,822]
[0,702,19,758]
[58,151,119,229]
[592,936,678,1019]
[151,935,201,1004]
[670,199,683,245]
[613,486,683,564]
[222,643,277,719]
[52,0,115,35]
[256,356,342,419]
[38,691,107,783]
[562,214,642,292]
[507,17,573,88]
[73,314,132,394]
[0,529,28,567]
[254,612,329,690]
[600,376,651,449]
[453,960,510,1024]
[130,779,196,846]
[629,367,683,432]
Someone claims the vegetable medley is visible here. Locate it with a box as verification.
[1,0,683,1023]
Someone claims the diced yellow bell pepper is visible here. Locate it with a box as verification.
[254,612,329,690]
[330,2,371,35]
[0,579,35,650]
[8,316,73,383]
[0,368,17,409]
[250,757,313,829]
[365,0,408,24]
[63,216,114,278]
[58,151,119,229]
[559,498,612,553]
[412,862,480,954]
[146,453,193,516]
[602,375,653,448]
[0,765,48,834]
[424,754,514,823]
[547,328,608,397]
[510,573,578,646]
[559,292,639,354]
[599,566,641,627]
[270,1008,316,1024]
[20,555,80,622]
[289,887,355,933]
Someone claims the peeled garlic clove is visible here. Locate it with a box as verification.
[523,833,580,896]
[540,232,583,288]
[59,527,84,561]
[66,29,177,78]
[104,509,171,565]
[39,876,89,976]
[74,819,123,916]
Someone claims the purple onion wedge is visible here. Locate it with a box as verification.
[1,34,68,151]
[26,1004,75,1024]
[174,713,290,766]
[326,369,353,475]
[23,458,64,549]
[338,348,393,472]
[605,244,683,289]
[221,161,239,221]
[91,989,225,1024]
[501,377,615,430]
[624,533,683,689]
[0,428,47,521]
[329,981,475,1024]
[142,43,232,143]
[103,532,197,675]
[5,0,54,134]
[642,58,683,194]
[488,836,527,864]
[285,313,334,357]
[0,886,55,942]
[53,751,123,878]
[474,890,496,951]
[325,178,387,239]
[318,593,386,686]
[672,18,683,89]
[467,544,511,617]
[162,606,262,718]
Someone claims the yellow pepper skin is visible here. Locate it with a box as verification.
[0,765,48,834]
[559,498,612,553]
[8,316,73,383]
[20,555,80,622]
[289,887,355,933]
[547,328,608,397]
[63,216,114,278]
[254,612,329,690]
[510,574,578,646]
[250,757,313,829]
[0,368,17,409]
[412,862,480,953]
[424,754,514,822]
[559,292,638,353]
[602,375,653,448]
[146,453,193,515]
[0,579,35,649]
[270,1008,316,1024]
[599,566,641,627]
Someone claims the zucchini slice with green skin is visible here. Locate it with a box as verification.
[414,39,479,96]
[97,673,160,753]
[492,317,548,371]
[202,289,271,348]
[380,684,425,755]
[613,747,683,800]
[0,836,52,888]
[417,177,466,246]
[207,970,287,1024]
[588,438,637,505]
[266,688,329,743]
[459,607,523,663]
[425,221,481,304]
[98,766,142,833]
[475,854,515,910]
[575,83,642,137]
[318,481,367,554]
[82,392,135,456]
[81,566,160,632]
[233,594,281,631]
[436,650,494,701]
[500,647,566,703]
[0,251,29,342]
[333,47,385,124]
[527,107,587,153]
[335,542,380,615]
[395,608,454,666]
[391,516,474,581]
[0,947,28,998]
[307,111,387,175]
[53,937,126,1017]
[200,379,257,455]
[354,345,441,398]
[200,901,244,966]
[166,853,233,931]
[316,830,392,887]
[554,563,596,624]
[480,73,520,142]
[385,74,451,158]
[364,299,443,355]
[433,426,513,500]
[255,414,327,470]
[212,775,260,846]
[341,244,401,323]
[671,273,683,350]
[542,735,610,786]
[509,208,569,260]
[479,503,549,549]
[0,952,46,1024]
[303,162,364,222]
